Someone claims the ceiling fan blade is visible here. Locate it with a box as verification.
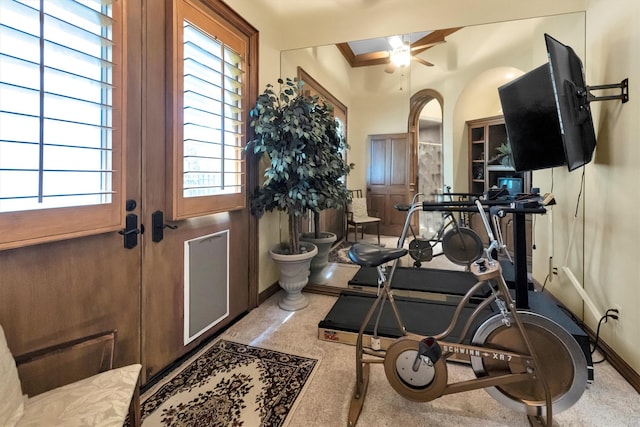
[384,62,396,74]
[412,56,434,67]
[357,50,391,62]
[410,40,446,51]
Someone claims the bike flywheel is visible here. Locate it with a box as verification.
[470,311,587,416]
[384,337,448,402]
[409,238,433,262]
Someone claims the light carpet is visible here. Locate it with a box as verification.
[136,339,318,426]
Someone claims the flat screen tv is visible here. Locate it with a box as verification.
[498,34,596,172]
[498,64,566,171]
[497,176,523,198]
[545,33,597,171]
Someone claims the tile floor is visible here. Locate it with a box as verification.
[216,234,640,426]
[221,295,639,426]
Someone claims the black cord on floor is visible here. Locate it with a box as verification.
[540,274,549,292]
[591,309,619,364]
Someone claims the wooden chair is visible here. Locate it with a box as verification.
[346,189,381,245]
[0,325,141,427]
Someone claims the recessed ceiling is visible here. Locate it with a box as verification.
[337,27,461,68]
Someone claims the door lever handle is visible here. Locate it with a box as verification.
[118,213,140,249]
[152,210,177,243]
[118,228,140,236]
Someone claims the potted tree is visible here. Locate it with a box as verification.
[247,77,350,309]
[299,106,352,284]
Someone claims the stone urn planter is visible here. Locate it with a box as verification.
[300,231,337,285]
[269,242,318,311]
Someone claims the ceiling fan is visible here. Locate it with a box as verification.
[335,28,461,73]
[383,35,440,74]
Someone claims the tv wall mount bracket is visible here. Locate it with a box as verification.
[586,78,629,103]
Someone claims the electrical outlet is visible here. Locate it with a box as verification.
[611,304,622,325]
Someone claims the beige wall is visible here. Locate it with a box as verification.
[226,0,640,377]
[580,0,639,374]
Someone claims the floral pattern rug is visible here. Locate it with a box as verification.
[327,240,354,265]
[137,340,318,426]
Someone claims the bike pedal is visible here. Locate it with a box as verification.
[413,337,442,371]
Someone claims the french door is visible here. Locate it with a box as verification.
[137,0,257,384]
[0,0,257,392]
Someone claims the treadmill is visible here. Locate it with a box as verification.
[317,197,594,380]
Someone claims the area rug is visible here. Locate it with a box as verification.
[137,340,318,426]
[327,240,354,264]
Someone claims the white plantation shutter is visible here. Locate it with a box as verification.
[183,22,243,198]
[168,0,247,220]
[0,0,124,249]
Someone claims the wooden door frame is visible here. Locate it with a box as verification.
[408,89,444,232]
[297,67,348,241]
[408,89,444,193]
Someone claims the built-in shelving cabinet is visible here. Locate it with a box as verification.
[467,115,532,257]
[467,115,531,195]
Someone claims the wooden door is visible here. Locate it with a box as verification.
[367,133,413,237]
[0,0,256,393]
[0,1,144,394]
[138,1,255,383]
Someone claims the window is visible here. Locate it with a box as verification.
[167,0,247,220]
[0,0,124,249]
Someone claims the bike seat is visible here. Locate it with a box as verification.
[348,243,408,267]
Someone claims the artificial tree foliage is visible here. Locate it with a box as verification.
[247,77,353,255]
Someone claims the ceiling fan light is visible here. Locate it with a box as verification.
[390,43,411,68]
[384,62,396,73]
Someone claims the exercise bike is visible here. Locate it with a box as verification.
[346,199,587,426]
[399,190,484,268]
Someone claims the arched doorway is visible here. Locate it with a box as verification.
[409,89,444,237]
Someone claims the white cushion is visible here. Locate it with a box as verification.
[350,198,370,218]
[349,198,380,222]
[0,325,24,427]
[18,364,141,427]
